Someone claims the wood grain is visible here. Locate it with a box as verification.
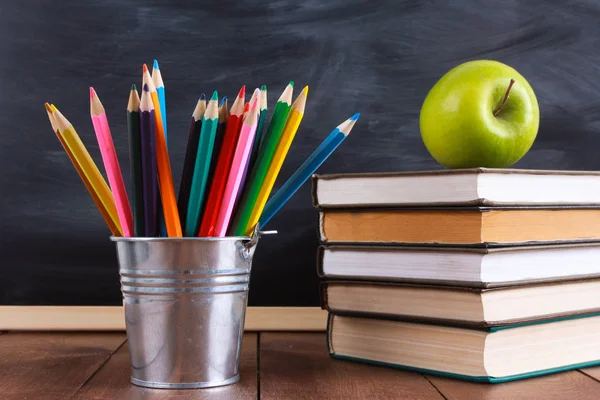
[581,367,600,382]
[0,332,125,400]
[72,333,258,400]
[259,332,443,400]
[428,371,600,400]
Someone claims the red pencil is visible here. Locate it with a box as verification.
[198,86,246,237]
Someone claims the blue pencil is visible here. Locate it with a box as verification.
[259,113,360,228]
[152,59,168,237]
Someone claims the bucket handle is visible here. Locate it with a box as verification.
[243,224,278,251]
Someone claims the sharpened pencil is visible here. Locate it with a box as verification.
[185,91,219,236]
[90,87,134,237]
[142,63,181,237]
[241,86,307,235]
[259,113,359,228]
[207,96,228,193]
[214,92,260,237]
[127,85,144,236]
[178,94,206,230]
[231,82,294,236]
[45,103,122,236]
[199,86,245,237]
[139,84,159,237]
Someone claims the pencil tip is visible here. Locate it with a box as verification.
[303,86,309,95]
[143,83,150,92]
[350,113,360,121]
[89,87,96,98]
[44,103,52,112]
[261,85,267,91]
[143,64,149,73]
[220,96,227,106]
[211,91,218,101]
[131,84,137,91]
[200,93,206,100]
[153,59,159,70]
[239,85,246,98]
[289,81,294,87]
[50,104,57,112]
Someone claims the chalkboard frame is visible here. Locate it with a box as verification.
[0,306,326,331]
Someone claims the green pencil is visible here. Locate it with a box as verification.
[185,91,219,236]
[230,82,294,236]
[250,85,268,168]
[127,84,144,237]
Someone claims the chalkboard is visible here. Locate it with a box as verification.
[2,0,600,306]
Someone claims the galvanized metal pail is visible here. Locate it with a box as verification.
[111,234,260,389]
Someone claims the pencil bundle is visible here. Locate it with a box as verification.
[45,61,359,238]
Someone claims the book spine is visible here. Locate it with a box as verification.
[311,174,320,208]
[316,246,326,277]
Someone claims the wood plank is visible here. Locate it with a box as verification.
[72,333,258,400]
[581,367,600,382]
[259,333,443,400]
[0,306,326,331]
[429,371,600,400]
[0,333,125,400]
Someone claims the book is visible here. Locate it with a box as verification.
[318,207,600,246]
[327,313,600,383]
[317,243,600,287]
[312,168,600,209]
[321,279,600,327]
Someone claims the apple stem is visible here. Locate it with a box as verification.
[493,79,515,117]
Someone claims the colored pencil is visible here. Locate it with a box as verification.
[230,82,294,236]
[152,59,167,141]
[214,93,260,237]
[140,84,159,237]
[178,94,206,230]
[207,96,228,193]
[142,63,181,237]
[152,61,167,237]
[127,85,144,237]
[246,89,258,117]
[45,104,122,236]
[199,86,246,237]
[234,88,262,212]
[259,113,360,228]
[185,91,219,236]
[90,87,134,237]
[253,85,268,160]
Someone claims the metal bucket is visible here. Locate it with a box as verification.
[111,233,260,389]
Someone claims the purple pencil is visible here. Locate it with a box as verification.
[140,83,158,237]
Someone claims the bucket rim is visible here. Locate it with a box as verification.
[110,236,251,242]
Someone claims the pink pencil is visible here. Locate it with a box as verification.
[214,90,260,237]
[90,87,134,237]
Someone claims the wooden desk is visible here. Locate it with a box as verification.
[2,332,600,399]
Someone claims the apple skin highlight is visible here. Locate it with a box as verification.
[420,60,540,169]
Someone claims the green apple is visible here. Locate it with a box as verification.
[420,60,539,169]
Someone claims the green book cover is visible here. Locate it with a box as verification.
[326,313,600,383]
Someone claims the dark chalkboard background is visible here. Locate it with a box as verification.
[2,0,600,306]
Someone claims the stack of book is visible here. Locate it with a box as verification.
[313,168,600,383]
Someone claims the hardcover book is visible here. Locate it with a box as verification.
[313,168,600,208]
[327,313,600,383]
[321,279,600,327]
[317,243,600,287]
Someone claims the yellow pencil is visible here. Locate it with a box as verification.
[243,86,308,235]
[45,104,122,236]
[51,106,123,236]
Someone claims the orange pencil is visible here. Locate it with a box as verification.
[142,64,182,237]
